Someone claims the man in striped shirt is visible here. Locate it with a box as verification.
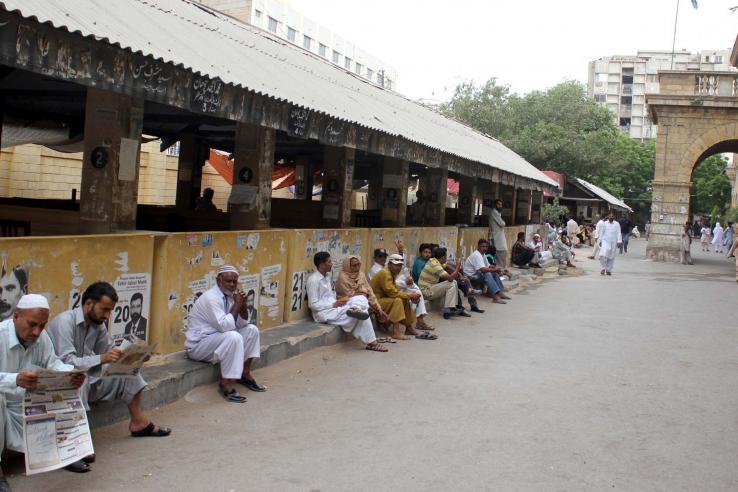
[418,247,460,320]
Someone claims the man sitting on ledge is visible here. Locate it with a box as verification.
[463,239,510,304]
[511,232,541,269]
[48,282,172,447]
[418,247,461,319]
[185,266,266,403]
[370,254,422,340]
[307,252,387,352]
[1,294,87,478]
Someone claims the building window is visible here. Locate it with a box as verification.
[267,16,278,33]
[287,27,297,42]
[355,62,363,75]
[165,141,180,157]
[344,57,352,70]
[254,10,262,23]
[303,35,312,50]
[596,73,608,82]
[716,55,724,63]
[318,44,328,57]
[594,94,606,103]
[648,74,658,83]
[366,68,374,81]
[332,50,341,64]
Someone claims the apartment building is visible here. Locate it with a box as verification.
[199,0,398,90]
[587,49,734,140]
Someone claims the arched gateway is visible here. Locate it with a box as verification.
[646,62,738,262]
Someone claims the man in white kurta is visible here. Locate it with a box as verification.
[712,222,725,254]
[589,216,605,259]
[566,217,579,241]
[0,295,85,472]
[488,199,508,267]
[306,252,380,349]
[598,213,622,275]
[186,265,264,403]
[367,248,388,281]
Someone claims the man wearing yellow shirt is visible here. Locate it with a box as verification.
[418,247,460,320]
[370,255,421,340]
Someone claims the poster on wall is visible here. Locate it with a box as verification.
[239,274,260,326]
[260,264,281,320]
[0,253,29,323]
[109,273,151,342]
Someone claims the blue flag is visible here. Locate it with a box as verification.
[691,0,698,8]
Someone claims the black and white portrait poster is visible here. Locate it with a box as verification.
[110,273,151,342]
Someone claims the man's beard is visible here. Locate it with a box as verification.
[0,301,10,317]
[89,313,106,325]
[130,313,141,323]
[221,288,235,296]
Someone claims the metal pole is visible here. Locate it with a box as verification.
[670,0,680,69]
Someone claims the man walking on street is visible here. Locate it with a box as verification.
[618,216,632,254]
[599,211,622,276]
[589,215,605,259]
[488,199,508,268]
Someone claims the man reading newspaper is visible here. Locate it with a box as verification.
[47,282,171,455]
[0,294,87,484]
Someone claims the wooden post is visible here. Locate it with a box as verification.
[511,188,519,225]
[457,175,476,225]
[322,145,355,228]
[380,156,409,226]
[175,134,203,211]
[80,88,144,233]
[294,156,309,200]
[229,122,275,230]
[420,165,448,226]
[366,163,382,210]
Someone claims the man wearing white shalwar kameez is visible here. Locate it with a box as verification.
[186,265,265,403]
[598,212,622,276]
[589,216,605,259]
[1,294,87,476]
[306,252,384,352]
[712,222,725,254]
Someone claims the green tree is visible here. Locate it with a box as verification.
[691,154,732,216]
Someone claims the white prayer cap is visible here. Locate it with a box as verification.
[16,294,49,310]
[388,254,405,265]
[218,265,238,276]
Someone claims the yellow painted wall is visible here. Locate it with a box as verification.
[282,229,370,323]
[148,230,289,353]
[0,233,155,339]
[457,227,488,262]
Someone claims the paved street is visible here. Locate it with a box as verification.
[7,238,738,491]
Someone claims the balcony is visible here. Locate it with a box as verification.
[656,70,738,97]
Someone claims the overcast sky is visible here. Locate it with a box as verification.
[295,0,738,101]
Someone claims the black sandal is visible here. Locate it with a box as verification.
[130,422,172,437]
[238,378,267,392]
[64,459,91,473]
[415,331,438,340]
[219,385,247,403]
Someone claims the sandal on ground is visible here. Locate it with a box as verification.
[493,299,507,304]
[417,322,435,331]
[415,331,438,340]
[346,308,370,320]
[366,343,389,352]
[219,385,247,403]
[64,459,91,473]
[131,422,172,437]
[238,377,267,392]
[376,337,397,343]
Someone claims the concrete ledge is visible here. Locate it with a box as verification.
[87,320,347,428]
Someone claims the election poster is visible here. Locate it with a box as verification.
[109,273,151,342]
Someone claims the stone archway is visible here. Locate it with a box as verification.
[646,70,738,262]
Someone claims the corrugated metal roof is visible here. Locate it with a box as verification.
[575,178,633,212]
[0,0,558,188]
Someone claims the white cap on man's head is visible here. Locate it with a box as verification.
[16,294,49,310]
[387,254,404,265]
[218,265,238,276]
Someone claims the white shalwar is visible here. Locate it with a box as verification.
[306,271,376,344]
[712,223,725,254]
[529,240,552,262]
[185,285,261,380]
[592,219,605,258]
[395,269,427,317]
[0,319,73,456]
[598,220,621,273]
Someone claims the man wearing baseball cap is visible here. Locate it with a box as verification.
[367,248,388,281]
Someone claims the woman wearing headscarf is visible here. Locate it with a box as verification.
[335,256,388,324]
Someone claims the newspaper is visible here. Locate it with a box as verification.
[22,369,94,475]
[102,338,155,380]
